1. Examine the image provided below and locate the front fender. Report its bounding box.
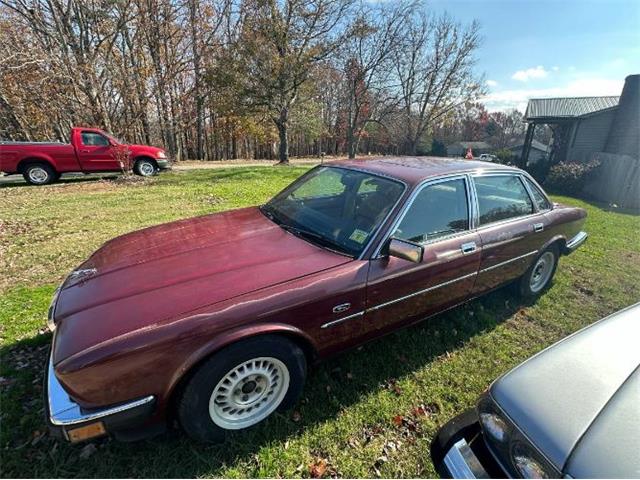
[166,322,319,399]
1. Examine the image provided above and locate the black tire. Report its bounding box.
[22,162,56,185]
[133,158,157,177]
[518,244,559,298]
[177,335,306,443]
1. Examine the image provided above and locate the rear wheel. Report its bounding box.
[177,335,306,443]
[23,163,56,185]
[518,245,559,297]
[134,158,157,177]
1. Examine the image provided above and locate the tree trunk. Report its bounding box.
[275,107,290,164]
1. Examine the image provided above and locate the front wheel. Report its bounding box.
[177,335,306,443]
[518,245,559,297]
[133,158,157,177]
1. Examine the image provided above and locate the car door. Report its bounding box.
[77,131,120,171]
[364,175,482,336]
[471,173,548,293]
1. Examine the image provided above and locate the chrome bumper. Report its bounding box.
[443,438,489,479]
[565,231,587,254]
[47,353,155,442]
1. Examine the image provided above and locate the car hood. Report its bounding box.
[490,304,640,475]
[52,207,351,365]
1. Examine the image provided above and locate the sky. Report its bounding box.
[427,0,640,111]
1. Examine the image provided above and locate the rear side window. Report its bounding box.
[81,132,109,146]
[524,177,551,210]
[474,175,533,225]
[393,178,469,243]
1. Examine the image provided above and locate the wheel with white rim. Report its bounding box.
[134,158,157,177]
[519,245,559,297]
[23,163,56,185]
[178,335,306,443]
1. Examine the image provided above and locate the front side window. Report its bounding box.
[474,175,534,225]
[81,132,109,146]
[263,166,404,256]
[393,178,469,243]
[524,177,551,211]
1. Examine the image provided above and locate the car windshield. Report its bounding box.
[262,166,404,257]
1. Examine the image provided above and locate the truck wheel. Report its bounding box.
[518,245,559,298]
[177,335,306,443]
[23,163,56,185]
[134,158,157,177]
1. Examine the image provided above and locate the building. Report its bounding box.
[522,74,639,209]
[508,139,549,164]
[446,141,492,158]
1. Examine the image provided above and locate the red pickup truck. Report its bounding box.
[0,127,170,185]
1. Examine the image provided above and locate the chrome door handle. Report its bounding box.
[460,241,477,254]
[533,223,544,233]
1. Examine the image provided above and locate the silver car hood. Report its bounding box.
[490,303,640,475]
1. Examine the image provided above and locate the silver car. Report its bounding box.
[431,303,640,478]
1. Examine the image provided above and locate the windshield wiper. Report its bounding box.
[280,224,352,257]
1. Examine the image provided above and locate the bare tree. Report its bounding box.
[393,12,485,155]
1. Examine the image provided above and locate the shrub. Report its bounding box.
[544,160,600,196]
[494,148,515,165]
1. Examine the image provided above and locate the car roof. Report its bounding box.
[328,156,520,186]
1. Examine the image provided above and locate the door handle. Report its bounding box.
[460,241,477,254]
[80,149,91,153]
[533,223,544,233]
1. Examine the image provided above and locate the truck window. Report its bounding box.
[81,132,109,146]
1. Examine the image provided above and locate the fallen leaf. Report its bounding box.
[309,458,328,478]
[291,411,302,422]
[346,372,353,380]
[392,415,404,426]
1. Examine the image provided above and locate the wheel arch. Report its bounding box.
[17,156,57,173]
[540,234,566,256]
[165,324,318,418]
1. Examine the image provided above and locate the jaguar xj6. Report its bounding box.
[45,157,587,443]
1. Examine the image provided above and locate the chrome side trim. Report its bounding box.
[367,271,478,312]
[47,354,154,426]
[320,311,364,329]
[479,250,538,274]
[443,438,488,479]
[566,231,588,251]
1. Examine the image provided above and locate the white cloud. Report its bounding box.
[552,66,560,72]
[512,65,549,82]
[486,79,498,87]
[483,77,624,112]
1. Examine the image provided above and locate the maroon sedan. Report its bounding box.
[45,158,587,443]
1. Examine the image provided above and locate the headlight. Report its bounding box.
[479,412,509,443]
[157,151,166,159]
[512,442,552,479]
[477,393,559,478]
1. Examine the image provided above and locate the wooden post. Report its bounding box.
[521,123,535,168]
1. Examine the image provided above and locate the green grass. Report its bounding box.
[1,168,639,477]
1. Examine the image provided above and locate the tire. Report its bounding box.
[134,158,157,177]
[23,163,56,185]
[177,335,306,443]
[518,244,559,298]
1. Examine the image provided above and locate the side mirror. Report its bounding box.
[388,238,423,263]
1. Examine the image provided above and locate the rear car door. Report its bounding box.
[472,173,549,293]
[77,131,120,171]
[364,175,481,336]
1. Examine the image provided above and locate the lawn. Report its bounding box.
[1,167,639,478]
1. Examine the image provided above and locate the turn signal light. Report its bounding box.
[66,422,106,443]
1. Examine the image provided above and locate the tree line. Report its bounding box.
[1,0,497,163]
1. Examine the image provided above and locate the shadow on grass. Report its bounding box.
[0,174,121,189]
[0,286,527,477]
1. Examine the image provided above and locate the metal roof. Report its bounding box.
[525,96,620,120]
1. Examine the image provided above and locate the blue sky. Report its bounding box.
[427,0,640,111]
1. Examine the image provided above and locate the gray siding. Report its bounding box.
[566,109,616,162]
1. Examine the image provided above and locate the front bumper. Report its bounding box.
[431,408,506,479]
[45,352,156,442]
[156,159,171,170]
[564,231,587,255]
